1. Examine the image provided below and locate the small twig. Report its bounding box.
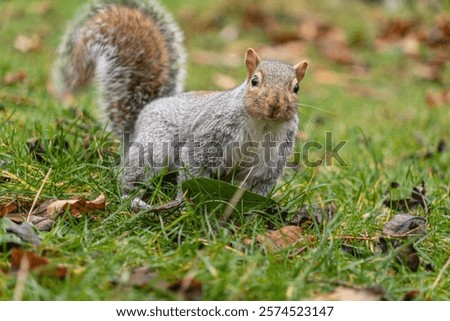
[13,255,30,301]
[431,255,450,290]
[27,168,52,222]
[288,246,308,259]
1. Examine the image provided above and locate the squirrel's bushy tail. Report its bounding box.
[52,0,186,135]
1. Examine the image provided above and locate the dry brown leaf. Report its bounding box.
[255,226,304,250]
[45,193,105,218]
[6,193,106,231]
[0,203,18,217]
[10,248,48,271]
[3,71,27,85]
[10,248,68,279]
[314,286,385,301]
[13,34,42,52]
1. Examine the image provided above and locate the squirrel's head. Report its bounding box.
[244,48,308,122]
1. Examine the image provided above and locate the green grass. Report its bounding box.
[0,0,449,300]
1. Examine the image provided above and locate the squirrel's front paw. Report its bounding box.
[122,195,152,211]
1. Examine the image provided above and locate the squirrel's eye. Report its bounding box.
[293,82,299,94]
[251,75,259,87]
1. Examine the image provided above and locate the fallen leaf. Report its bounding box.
[3,219,40,247]
[45,193,105,218]
[0,203,17,217]
[254,226,304,250]
[3,71,27,85]
[379,228,423,272]
[6,193,106,231]
[383,181,429,213]
[10,248,68,279]
[10,248,48,271]
[382,214,426,237]
[314,286,385,301]
[168,277,203,301]
[13,34,42,53]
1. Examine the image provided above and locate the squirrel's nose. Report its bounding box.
[267,95,284,110]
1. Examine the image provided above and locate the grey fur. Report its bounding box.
[123,63,299,203]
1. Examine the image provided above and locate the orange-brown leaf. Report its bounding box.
[3,71,27,85]
[10,248,69,279]
[10,248,49,271]
[256,226,304,250]
[45,193,106,218]
[0,203,18,217]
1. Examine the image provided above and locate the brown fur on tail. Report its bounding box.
[53,0,185,135]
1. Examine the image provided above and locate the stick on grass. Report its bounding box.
[27,168,52,222]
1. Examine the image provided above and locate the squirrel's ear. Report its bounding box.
[294,61,309,82]
[245,48,261,82]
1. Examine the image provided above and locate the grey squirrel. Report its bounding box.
[53,0,309,210]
